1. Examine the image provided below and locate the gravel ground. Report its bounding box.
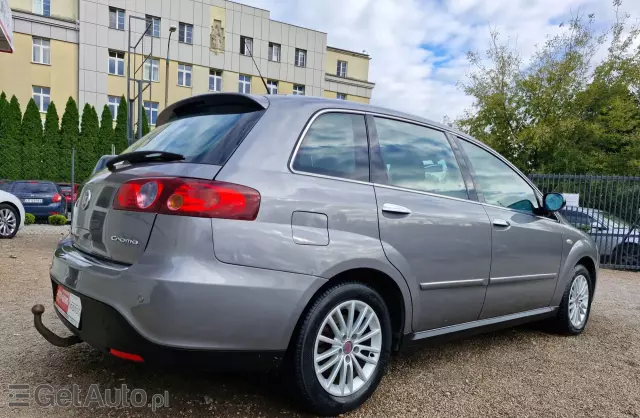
[18,225,69,235]
[1,234,639,418]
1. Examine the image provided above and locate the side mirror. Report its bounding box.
[543,193,565,212]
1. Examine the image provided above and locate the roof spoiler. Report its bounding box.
[156,93,269,127]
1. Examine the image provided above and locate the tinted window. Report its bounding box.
[12,182,57,194]
[292,113,369,182]
[124,111,264,166]
[0,182,12,191]
[374,117,467,199]
[460,139,537,212]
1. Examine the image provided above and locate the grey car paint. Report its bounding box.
[49,93,598,354]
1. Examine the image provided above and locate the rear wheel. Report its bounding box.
[290,282,392,416]
[0,204,19,239]
[551,265,592,335]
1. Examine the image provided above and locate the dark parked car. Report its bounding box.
[58,183,79,213]
[5,181,66,218]
[33,94,598,416]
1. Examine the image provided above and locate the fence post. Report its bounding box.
[70,148,75,226]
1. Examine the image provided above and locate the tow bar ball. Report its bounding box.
[31,304,82,347]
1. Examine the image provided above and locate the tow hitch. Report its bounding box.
[31,304,83,347]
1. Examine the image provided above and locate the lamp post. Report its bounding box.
[165,24,177,109]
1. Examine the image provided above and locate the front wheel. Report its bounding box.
[552,265,593,335]
[0,204,19,239]
[290,282,392,416]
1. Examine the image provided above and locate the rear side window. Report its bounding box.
[123,110,264,166]
[292,113,369,182]
[12,182,57,193]
[374,117,468,199]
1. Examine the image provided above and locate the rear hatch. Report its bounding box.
[71,94,267,265]
[11,181,60,207]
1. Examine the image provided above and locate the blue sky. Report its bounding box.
[244,0,640,122]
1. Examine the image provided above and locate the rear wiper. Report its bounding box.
[106,151,185,171]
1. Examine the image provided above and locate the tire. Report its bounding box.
[551,265,593,335]
[290,282,392,416]
[0,203,19,239]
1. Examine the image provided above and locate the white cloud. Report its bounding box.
[244,0,640,122]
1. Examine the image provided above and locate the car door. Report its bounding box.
[370,116,492,331]
[457,138,563,319]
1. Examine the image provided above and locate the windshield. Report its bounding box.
[598,211,631,228]
[122,111,264,166]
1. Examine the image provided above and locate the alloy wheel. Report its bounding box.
[0,208,16,237]
[313,300,382,397]
[568,275,589,329]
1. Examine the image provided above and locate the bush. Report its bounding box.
[48,214,68,225]
[24,213,35,225]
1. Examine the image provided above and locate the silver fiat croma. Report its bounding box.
[33,93,598,416]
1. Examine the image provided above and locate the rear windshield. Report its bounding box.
[122,110,264,166]
[12,182,57,193]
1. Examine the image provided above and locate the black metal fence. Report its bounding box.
[529,174,640,271]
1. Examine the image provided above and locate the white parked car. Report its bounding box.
[0,189,25,239]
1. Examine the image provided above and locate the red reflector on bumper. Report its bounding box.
[109,349,144,362]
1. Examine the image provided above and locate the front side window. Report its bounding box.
[295,49,306,67]
[33,0,50,16]
[375,117,467,199]
[108,96,120,120]
[143,58,159,82]
[144,101,159,125]
[268,42,280,62]
[177,64,192,87]
[32,86,50,112]
[108,51,125,76]
[267,80,278,95]
[178,23,193,44]
[238,75,251,94]
[460,139,538,212]
[240,36,253,56]
[293,85,305,95]
[145,15,160,38]
[337,60,347,77]
[109,8,125,30]
[32,37,50,64]
[209,70,222,92]
[336,93,347,100]
[292,113,369,181]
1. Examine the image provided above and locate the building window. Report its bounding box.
[268,42,280,62]
[238,75,251,94]
[209,69,222,92]
[108,51,125,76]
[108,96,120,120]
[177,64,192,87]
[178,23,193,44]
[109,8,125,30]
[295,49,306,67]
[240,36,253,56]
[32,37,50,64]
[32,86,50,113]
[337,93,347,100]
[145,15,160,38]
[337,60,347,77]
[293,84,305,95]
[33,0,50,17]
[144,101,159,125]
[143,58,159,82]
[267,80,278,95]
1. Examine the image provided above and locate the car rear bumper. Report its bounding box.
[48,233,326,365]
[23,203,66,217]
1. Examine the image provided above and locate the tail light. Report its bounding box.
[113,178,260,220]
[52,193,62,203]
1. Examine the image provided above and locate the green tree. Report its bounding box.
[137,108,150,139]
[60,97,80,151]
[113,96,128,153]
[78,104,100,182]
[0,91,7,137]
[42,102,61,181]
[97,105,114,156]
[20,99,44,179]
[0,96,23,179]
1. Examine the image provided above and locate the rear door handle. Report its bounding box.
[382,203,412,215]
[492,218,510,227]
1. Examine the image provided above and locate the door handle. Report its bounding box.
[382,203,412,215]
[493,218,510,227]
